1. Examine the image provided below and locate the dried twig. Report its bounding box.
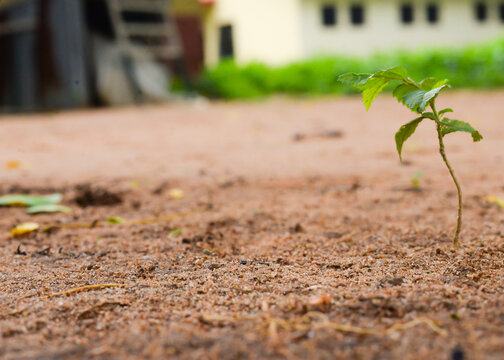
[259,311,447,338]
[42,209,204,232]
[77,301,129,320]
[385,317,447,336]
[184,309,447,339]
[41,284,126,299]
[0,306,30,319]
[199,314,236,324]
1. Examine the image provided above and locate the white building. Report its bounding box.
[173,0,504,66]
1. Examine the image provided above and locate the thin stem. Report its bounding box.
[430,102,462,246]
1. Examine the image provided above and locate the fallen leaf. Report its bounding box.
[5,160,22,170]
[486,196,504,208]
[168,188,184,200]
[106,216,126,224]
[169,229,182,236]
[0,194,62,207]
[11,222,40,236]
[26,204,71,214]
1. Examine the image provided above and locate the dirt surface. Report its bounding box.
[0,92,503,359]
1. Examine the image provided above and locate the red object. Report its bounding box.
[175,16,204,78]
[198,0,215,5]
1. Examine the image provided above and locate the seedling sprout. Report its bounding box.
[339,67,483,246]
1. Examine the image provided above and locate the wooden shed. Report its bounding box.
[0,0,183,113]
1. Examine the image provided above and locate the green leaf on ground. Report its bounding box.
[0,194,63,207]
[395,117,424,161]
[440,119,483,142]
[27,204,71,215]
[411,171,424,190]
[486,196,504,208]
[106,216,126,224]
[169,229,182,236]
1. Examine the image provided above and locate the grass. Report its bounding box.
[191,37,504,100]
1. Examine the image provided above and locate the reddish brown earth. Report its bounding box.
[0,92,503,359]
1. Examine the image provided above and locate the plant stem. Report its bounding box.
[431,102,462,246]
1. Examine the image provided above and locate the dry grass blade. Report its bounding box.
[77,301,129,320]
[385,317,447,336]
[42,209,204,233]
[264,312,446,337]
[199,314,236,324]
[126,210,203,226]
[41,284,126,299]
[0,306,30,319]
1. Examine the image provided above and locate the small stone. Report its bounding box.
[308,293,331,307]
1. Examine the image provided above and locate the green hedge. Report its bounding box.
[194,37,504,99]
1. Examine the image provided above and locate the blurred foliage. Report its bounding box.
[192,37,504,99]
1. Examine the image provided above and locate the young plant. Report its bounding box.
[339,67,483,246]
[411,171,423,191]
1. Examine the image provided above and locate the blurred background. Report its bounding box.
[0,0,503,113]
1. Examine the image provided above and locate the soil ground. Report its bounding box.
[0,91,503,360]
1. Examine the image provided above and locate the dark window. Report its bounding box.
[84,0,116,40]
[426,3,439,23]
[475,2,487,22]
[322,5,337,26]
[219,25,234,59]
[401,4,414,24]
[350,4,364,25]
[500,3,504,22]
[121,11,164,23]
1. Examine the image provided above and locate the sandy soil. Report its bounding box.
[0,91,503,359]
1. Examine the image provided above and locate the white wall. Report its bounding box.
[202,0,504,66]
[301,0,504,57]
[203,0,304,66]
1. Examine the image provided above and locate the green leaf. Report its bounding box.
[440,119,483,142]
[434,79,449,88]
[106,216,126,224]
[419,78,448,91]
[411,171,423,190]
[169,229,182,236]
[419,78,437,91]
[403,90,425,113]
[393,83,418,106]
[26,204,71,214]
[395,117,424,161]
[359,77,391,110]
[0,194,62,207]
[403,84,449,113]
[423,84,449,104]
[375,66,409,80]
[337,73,371,86]
[439,108,454,116]
[340,67,412,110]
